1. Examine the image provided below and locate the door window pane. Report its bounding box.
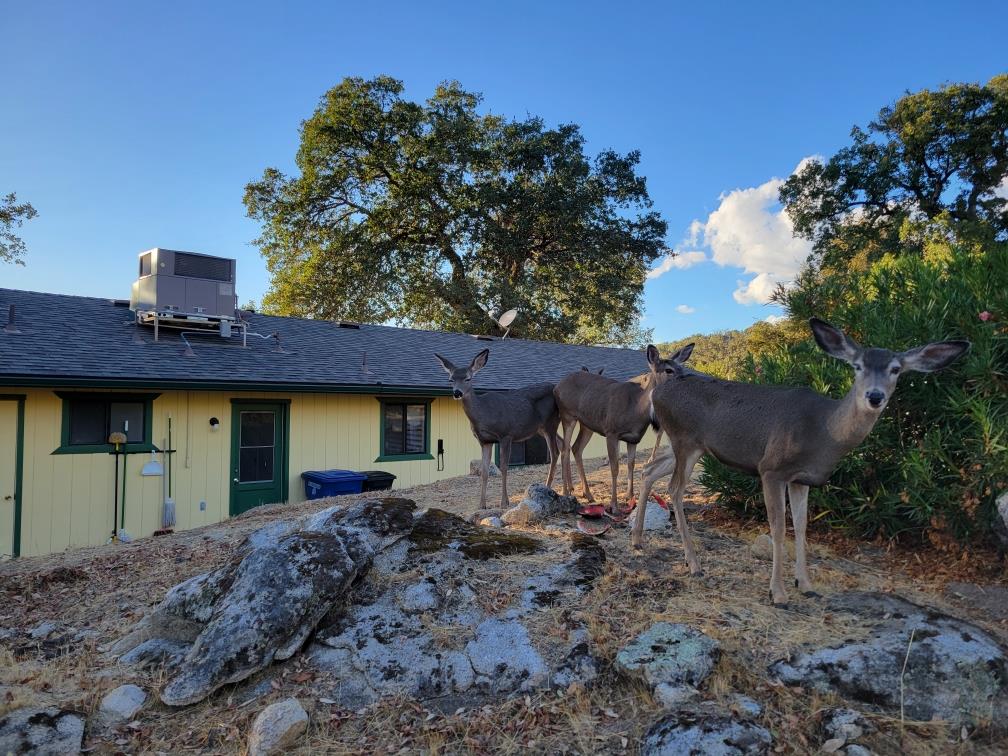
[68,400,107,444]
[239,446,274,483]
[240,412,275,446]
[239,411,275,483]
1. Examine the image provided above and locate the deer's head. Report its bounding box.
[435,349,489,400]
[646,343,695,388]
[810,318,970,414]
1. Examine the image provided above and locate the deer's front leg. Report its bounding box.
[670,449,702,576]
[479,442,492,509]
[542,427,559,490]
[626,442,637,504]
[787,482,816,596]
[762,476,789,606]
[498,436,512,509]
[560,417,577,497]
[647,429,664,465]
[605,435,620,514]
[630,447,676,549]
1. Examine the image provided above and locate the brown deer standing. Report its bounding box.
[435,349,561,509]
[554,344,694,513]
[631,318,969,605]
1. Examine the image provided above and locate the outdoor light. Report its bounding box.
[209,417,220,431]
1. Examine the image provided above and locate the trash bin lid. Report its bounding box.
[301,469,367,482]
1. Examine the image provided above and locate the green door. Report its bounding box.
[229,402,288,516]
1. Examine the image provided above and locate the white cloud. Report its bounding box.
[646,250,707,279]
[764,314,787,324]
[675,304,695,314]
[649,158,817,304]
[994,174,1008,200]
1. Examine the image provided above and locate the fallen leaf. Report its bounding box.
[821,737,846,753]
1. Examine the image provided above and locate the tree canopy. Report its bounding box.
[779,75,1008,270]
[1,192,37,265]
[244,76,668,344]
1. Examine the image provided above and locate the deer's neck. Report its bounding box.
[826,384,881,454]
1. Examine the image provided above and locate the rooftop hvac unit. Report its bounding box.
[130,248,238,330]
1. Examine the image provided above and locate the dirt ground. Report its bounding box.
[2,449,1007,754]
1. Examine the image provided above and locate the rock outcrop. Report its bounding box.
[770,592,1008,727]
[642,705,772,755]
[616,622,720,707]
[0,707,85,755]
[501,484,578,526]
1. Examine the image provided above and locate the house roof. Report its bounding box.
[0,288,653,393]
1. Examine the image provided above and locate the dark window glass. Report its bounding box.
[64,395,150,447]
[110,402,144,443]
[383,403,427,456]
[68,400,107,445]
[239,411,275,482]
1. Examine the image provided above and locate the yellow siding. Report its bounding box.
[7,387,649,557]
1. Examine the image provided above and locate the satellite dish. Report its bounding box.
[497,309,518,328]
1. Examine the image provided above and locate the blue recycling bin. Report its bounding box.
[301,469,367,499]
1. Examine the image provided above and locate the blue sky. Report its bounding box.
[2,1,1005,342]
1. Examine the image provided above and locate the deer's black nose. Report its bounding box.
[452,389,463,399]
[866,390,885,408]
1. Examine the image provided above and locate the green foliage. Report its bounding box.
[701,246,1008,544]
[1,192,38,265]
[779,75,1008,272]
[244,76,668,345]
[656,319,806,381]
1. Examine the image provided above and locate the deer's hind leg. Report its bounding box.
[541,424,560,490]
[626,442,638,505]
[787,482,817,596]
[479,442,493,509]
[647,428,664,465]
[559,416,577,497]
[572,424,595,502]
[498,437,513,509]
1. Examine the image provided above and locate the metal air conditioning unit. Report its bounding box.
[130,248,238,333]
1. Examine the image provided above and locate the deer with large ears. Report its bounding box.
[554,344,694,513]
[631,318,970,606]
[435,349,561,510]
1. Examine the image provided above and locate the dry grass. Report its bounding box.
[1,450,1007,753]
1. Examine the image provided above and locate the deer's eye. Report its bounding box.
[665,368,673,374]
[890,366,900,375]
[854,364,863,372]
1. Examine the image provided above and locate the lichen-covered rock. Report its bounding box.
[821,707,872,743]
[99,684,147,723]
[993,492,1008,551]
[616,623,720,699]
[466,617,549,693]
[0,707,85,755]
[501,484,578,526]
[640,498,671,532]
[114,498,416,707]
[119,638,188,670]
[770,592,1008,727]
[248,698,308,756]
[642,706,772,755]
[470,459,500,477]
[518,536,606,611]
[552,628,598,688]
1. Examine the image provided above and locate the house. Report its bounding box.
[0,282,656,558]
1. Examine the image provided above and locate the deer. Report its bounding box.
[435,349,561,510]
[555,344,694,513]
[630,318,970,606]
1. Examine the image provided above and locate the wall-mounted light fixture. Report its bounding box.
[209,417,220,432]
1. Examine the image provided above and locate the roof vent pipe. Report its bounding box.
[3,304,20,334]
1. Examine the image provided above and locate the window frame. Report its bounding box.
[375,398,433,462]
[53,391,159,454]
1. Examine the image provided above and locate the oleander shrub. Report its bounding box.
[699,245,1008,545]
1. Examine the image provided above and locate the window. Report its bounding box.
[377,400,432,461]
[54,392,158,454]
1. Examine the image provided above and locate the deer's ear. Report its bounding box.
[646,344,660,366]
[672,343,695,364]
[434,353,454,375]
[597,367,604,375]
[810,318,860,364]
[470,349,490,374]
[581,366,589,372]
[899,340,970,373]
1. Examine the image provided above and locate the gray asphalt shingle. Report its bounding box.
[0,288,652,391]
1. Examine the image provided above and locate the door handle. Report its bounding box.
[233,478,239,483]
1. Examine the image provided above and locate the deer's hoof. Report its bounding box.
[802,590,822,599]
[768,591,789,608]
